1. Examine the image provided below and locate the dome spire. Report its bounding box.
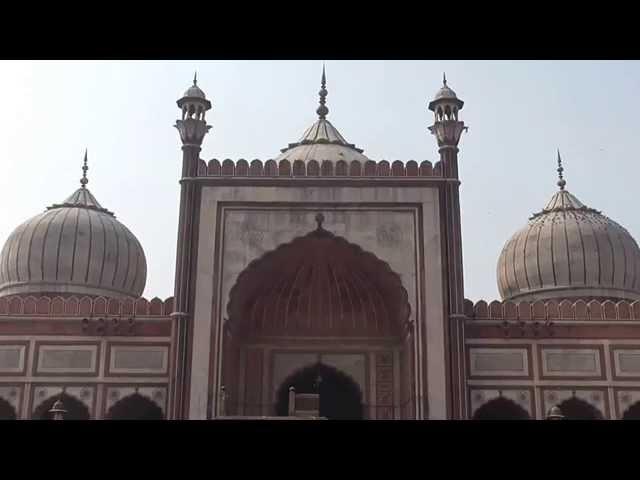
[193,70,197,86]
[556,149,566,190]
[80,149,89,189]
[443,72,447,86]
[316,63,329,120]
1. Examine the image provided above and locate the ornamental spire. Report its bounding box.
[80,149,88,189]
[316,64,329,120]
[443,72,447,86]
[557,149,566,190]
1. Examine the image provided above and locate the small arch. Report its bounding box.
[473,300,488,319]
[406,161,419,177]
[33,393,90,420]
[208,159,221,176]
[0,397,17,420]
[472,397,530,420]
[364,160,377,176]
[36,296,51,314]
[488,300,503,319]
[93,297,107,315]
[264,160,278,176]
[419,161,433,177]
[307,160,320,177]
[135,298,149,316]
[24,296,37,315]
[278,159,291,176]
[8,297,22,314]
[320,160,333,176]
[574,300,588,319]
[106,393,164,420]
[149,297,163,315]
[588,300,603,320]
[377,160,390,177]
[391,160,405,176]
[235,159,249,176]
[249,160,263,177]
[618,301,632,320]
[335,160,348,176]
[349,160,362,176]
[221,159,235,176]
[79,296,92,315]
[292,160,305,177]
[51,296,65,315]
[546,300,560,320]
[622,401,640,419]
[557,397,603,420]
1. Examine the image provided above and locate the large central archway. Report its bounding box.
[221,220,414,419]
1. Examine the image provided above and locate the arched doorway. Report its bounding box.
[222,220,413,419]
[556,397,603,420]
[472,397,530,420]
[275,363,364,420]
[33,393,90,420]
[621,401,640,420]
[0,397,17,420]
[106,393,164,420]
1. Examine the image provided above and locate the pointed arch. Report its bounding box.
[105,393,164,420]
[472,397,530,420]
[557,396,603,420]
[32,393,90,420]
[226,226,410,338]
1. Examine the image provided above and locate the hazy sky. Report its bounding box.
[1,60,639,302]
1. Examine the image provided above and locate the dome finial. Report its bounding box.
[443,72,447,86]
[557,149,566,190]
[80,149,89,189]
[193,70,198,86]
[316,63,329,120]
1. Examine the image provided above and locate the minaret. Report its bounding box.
[172,73,212,419]
[428,74,468,419]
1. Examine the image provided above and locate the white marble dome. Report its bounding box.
[0,185,147,299]
[274,118,371,164]
[497,187,640,302]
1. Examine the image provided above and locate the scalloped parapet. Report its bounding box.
[197,159,445,178]
[0,295,175,317]
[463,298,640,321]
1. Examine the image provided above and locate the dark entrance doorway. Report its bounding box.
[557,397,603,420]
[472,397,530,420]
[275,363,363,420]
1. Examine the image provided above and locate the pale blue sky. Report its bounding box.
[1,60,638,301]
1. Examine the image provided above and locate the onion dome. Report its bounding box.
[274,66,371,164]
[428,73,464,110]
[183,72,206,99]
[497,152,640,302]
[0,152,147,299]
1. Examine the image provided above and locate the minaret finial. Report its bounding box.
[193,71,197,86]
[556,149,566,190]
[316,64,329,120]
[443,72,447,86]
[80,149,89,189]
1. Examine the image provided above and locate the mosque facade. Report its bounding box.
[1,70,640,420]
